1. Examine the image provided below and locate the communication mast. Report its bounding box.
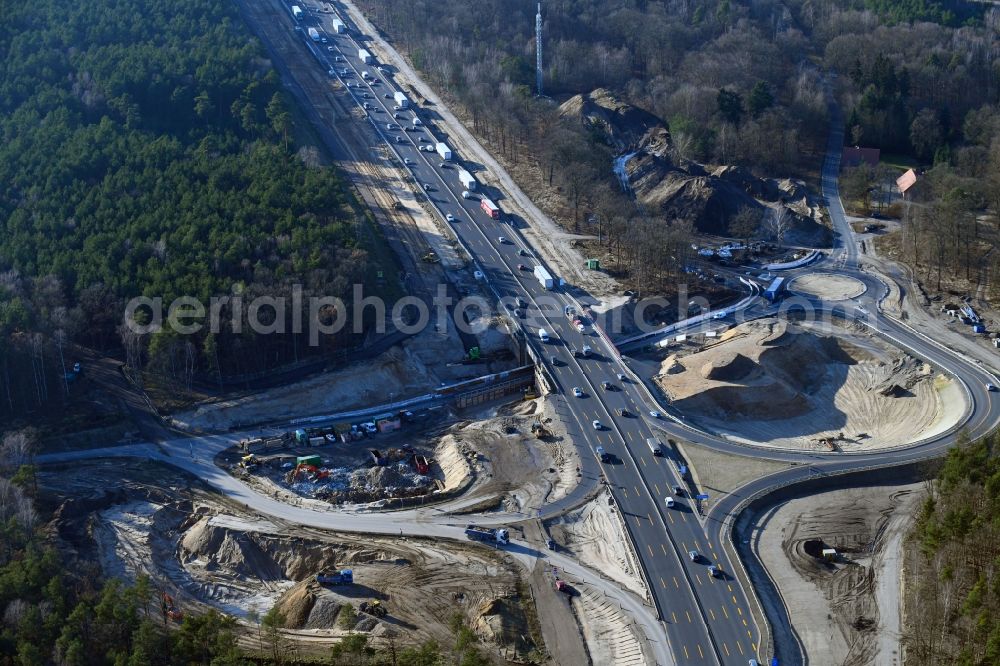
[535,3,543,96]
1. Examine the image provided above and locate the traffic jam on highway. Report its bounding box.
[289,2,764,663]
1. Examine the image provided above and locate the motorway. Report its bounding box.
[285,4,764,663]
[51,3,1000,666]
[286,7,1000,663]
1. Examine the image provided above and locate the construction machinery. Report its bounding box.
[411,454,430,474]
[530,421,551,439]
[161,592,183,622]
[359,599,387,617]
[239,454,258,471]
[316,569,354,585]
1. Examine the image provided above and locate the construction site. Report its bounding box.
[41,459,541,660]
[649,318,966,451]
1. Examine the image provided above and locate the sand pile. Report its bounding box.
[473,597,533,655]
[655,319,965,450]
[180,516,396,582]
[274,580,347,629]
[180,517,283,580]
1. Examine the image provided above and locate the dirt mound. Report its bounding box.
[700,352,757,381]
[473,597,534,655]
[558,88,668,151]
[180,516,282,580]
[275,580,319,628]
[626,153,830,245]
[180,516,396,582]
[654,319,964,450]
[274,580,349,630]
[660,354,685,375]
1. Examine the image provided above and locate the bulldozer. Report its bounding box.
[530,421,551,439]
[359,599,387,618]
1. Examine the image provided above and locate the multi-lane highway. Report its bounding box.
[290,4,764,662]
[52,3,1000,665]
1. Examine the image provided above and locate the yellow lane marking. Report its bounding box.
[683,646,689,659]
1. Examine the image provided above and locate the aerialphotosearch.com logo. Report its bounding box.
[123,282,869,345]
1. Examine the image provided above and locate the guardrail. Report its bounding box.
[616,278,760,347]
[765,250,822,271]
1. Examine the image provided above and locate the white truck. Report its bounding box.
[465,525,510,545]
[331,17,345,33]
[646,438,663,456]
[393,91,409,109]
[436,142,452,160]
[291,5,303,20]
[358,48,372,64]
[308,27,321,42]
[534,266,554,290]
[458,169,476,191]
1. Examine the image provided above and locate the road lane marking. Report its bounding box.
[722,642,730,657]
[654,483,662,495]
[683,645,689,659]
[697,644,704,658]
[728,584,733,592]
[737,641,744,655]
[673,577,680,589]
[634,485,641,497]
[647,544,654,557]
[681,512,688,523]
[659,576,666,589]
[660,543,668,556]
[667,512,674,524]
[672,611,678,624]
[685,610,692,623]
[709,609,716,621]
[641,457,646,467]
[622,488,629,498]
[733,596,739,605]
[722,606,729,619]
[695,574,702,586]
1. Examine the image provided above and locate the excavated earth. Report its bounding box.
[654,318,965,451]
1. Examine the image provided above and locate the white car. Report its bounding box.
[665,497,675,508]
[713,311,727,319]
[592,420,602,430]
[327,46,335,52]
[498,236,507,244]
[617,373,626,381]
[573,387,583,397]
[446,214,455,222]
[403,157,412,165]
[362,422,377,434]
[649,410,661,419]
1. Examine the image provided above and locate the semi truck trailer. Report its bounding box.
[465,525,509,545]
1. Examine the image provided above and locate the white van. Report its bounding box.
[462,190,471,199]
[539,328,550,342]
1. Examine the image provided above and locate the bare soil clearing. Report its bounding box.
[654,318,965,451]
[546,490,647,598]
[754,483,924,666]
[172,328,517,431]
[42,461,542,660]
